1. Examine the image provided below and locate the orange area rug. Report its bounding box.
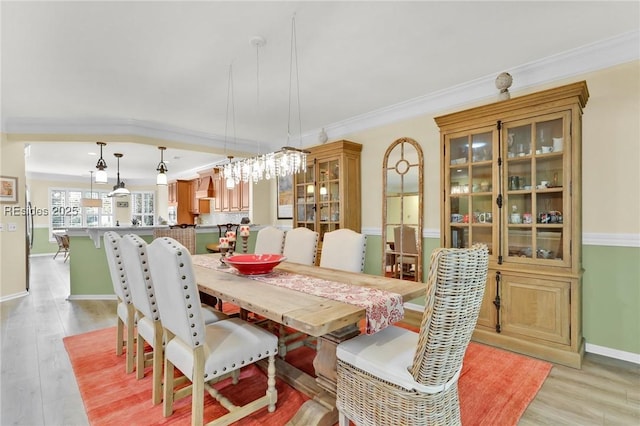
[64,326,551,425]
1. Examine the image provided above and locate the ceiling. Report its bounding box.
[2,1,638,184]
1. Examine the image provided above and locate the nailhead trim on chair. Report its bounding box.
[129,234,160,321]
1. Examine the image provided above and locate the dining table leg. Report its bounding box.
[286,324,360,426]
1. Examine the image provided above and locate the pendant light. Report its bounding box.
[95,141,108,183]
[221,16,308,185]
[156,146,168,185]
[221,64,237,189]
[80,171,102,208]
[108,153,130,197]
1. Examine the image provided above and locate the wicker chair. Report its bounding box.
[53,233,70,262]
[336,244,489,426]
[147,237,278,425]
[120,234,229,404]
[153,225,196,254]
[103,231,136,374]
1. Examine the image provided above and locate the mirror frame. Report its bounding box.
[382,137,424,281]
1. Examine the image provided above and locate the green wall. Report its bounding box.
[30,227,59,254]
[582,245,640,354]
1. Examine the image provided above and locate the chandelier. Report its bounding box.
[221,16,308,186]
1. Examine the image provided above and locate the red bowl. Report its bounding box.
[224,254,286,275]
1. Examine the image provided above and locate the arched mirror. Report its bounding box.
[382,137,424,281]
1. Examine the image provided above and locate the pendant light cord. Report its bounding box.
[287,14,302,147]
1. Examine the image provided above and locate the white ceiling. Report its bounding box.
[2,1,638,184]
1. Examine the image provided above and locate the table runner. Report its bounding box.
[192,255,404,334]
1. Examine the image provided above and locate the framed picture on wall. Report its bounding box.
[0,176,18,204]
[277,175,294,219]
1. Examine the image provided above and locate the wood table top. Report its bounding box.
[194,257,425,337]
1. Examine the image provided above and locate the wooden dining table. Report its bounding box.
[193,254,425,426]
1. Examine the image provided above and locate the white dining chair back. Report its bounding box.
[120,233,164,403]
[283,227,319,265]
[336,244,489,426]
[103,231,135,374]
[254,226,285,254]
[147,237,278,425]
[319,229,367,272]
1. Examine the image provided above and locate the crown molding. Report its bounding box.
[322,30,639,140]
[3,31,638,149]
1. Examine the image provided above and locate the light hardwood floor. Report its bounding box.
[1,255,639,425]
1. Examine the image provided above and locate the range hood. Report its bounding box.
[196,175,215,199]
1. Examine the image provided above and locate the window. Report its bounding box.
[131,192,155,226]
[49,188,114,232]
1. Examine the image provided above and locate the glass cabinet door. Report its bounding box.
[295,162,316,232]
[503,112,570,266]
[446,128,496,257]
[317,159,340,241]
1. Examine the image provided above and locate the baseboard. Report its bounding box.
[66,294,117,301]
[0,291,29,303]
[404,304,640,365]
[585,343,640,365]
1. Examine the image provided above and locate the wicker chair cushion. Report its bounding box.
[336,325,461,394]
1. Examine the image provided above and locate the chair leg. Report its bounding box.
[266,354,277,412]
[116,317,124,356]
[136,331,145,379]
[192,347,205,426]
[163,356,175,417]
[338,411,350,426]
[152,321,163,405]
[125,304,135,374]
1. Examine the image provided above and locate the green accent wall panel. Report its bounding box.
[30,228,58,254]
[583,245,640,354]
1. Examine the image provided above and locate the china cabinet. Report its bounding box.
[293,140,362,263]
[435,81,588,368]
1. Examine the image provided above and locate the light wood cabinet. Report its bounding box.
[168,180,194,225]
[293,140,362,262]
[212,170,249,212]
[189,178,211,215]
[435,81,588,368]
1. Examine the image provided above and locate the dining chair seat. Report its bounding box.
[336,244,489,426]
[148,237,278,425]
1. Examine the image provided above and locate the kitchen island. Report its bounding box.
[65,225,261,298]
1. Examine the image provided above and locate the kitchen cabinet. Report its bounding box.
[435,81,588,368]
[212,170,249,212]
[189,177,211,215]
[293,140,362,263]
[168,180,194,225]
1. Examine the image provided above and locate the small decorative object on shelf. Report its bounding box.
[495,72,513,101]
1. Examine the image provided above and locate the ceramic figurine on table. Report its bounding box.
[226,231,236,255]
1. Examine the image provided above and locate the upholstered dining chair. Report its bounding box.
[282,227,319,265]
[103,231,136,374]
[254,226,285,254]
[274,227,320,357]
[147,237,278,425]
[335,244,489,426]
[319,229,367,273]
[120,234,230,405]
